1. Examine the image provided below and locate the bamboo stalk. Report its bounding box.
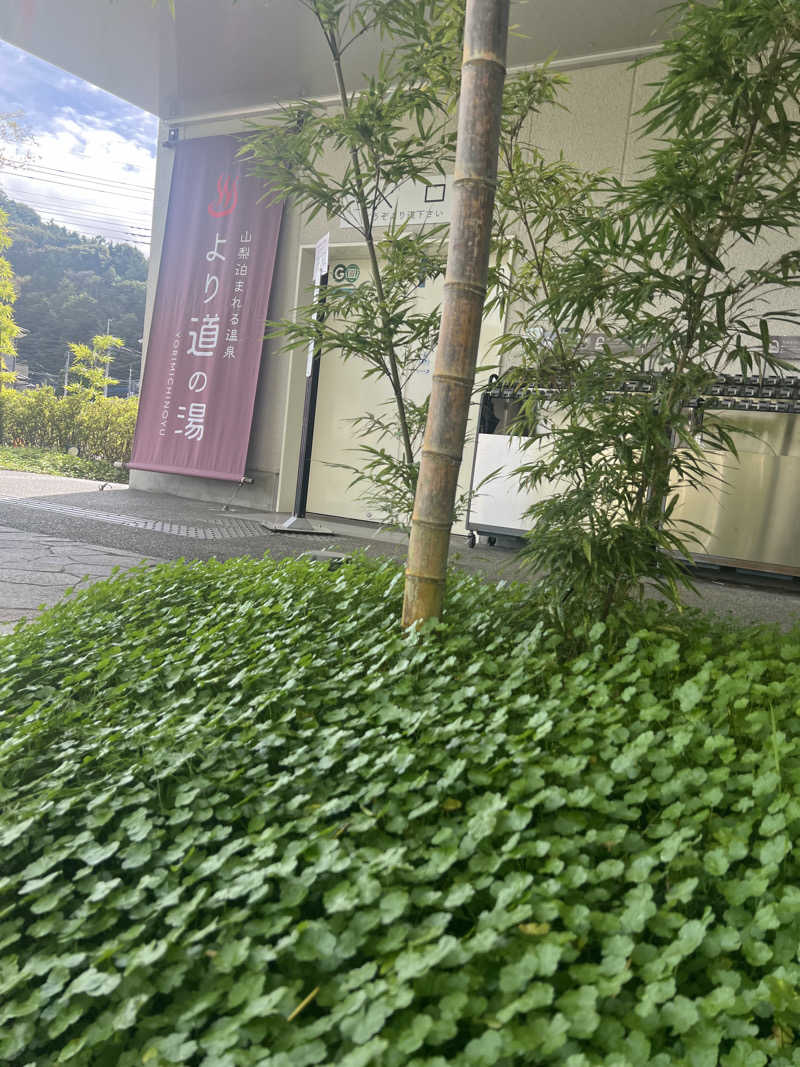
[402,0,510,627]
[286,986,319,1022]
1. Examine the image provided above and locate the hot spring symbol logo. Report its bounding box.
[208,175,239,218]
[332,263,361,284]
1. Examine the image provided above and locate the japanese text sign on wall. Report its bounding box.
[130,135,283,481]
[339,174,452,230]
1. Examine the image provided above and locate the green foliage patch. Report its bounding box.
[2,193,147,383]
[0,445,127,483]
[0,388,138,467]
[491,0,800,624]
[2,557,800,1064]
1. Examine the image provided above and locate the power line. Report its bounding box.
[11,161,155,194]
[39,228,151,248]
[5,163,155,196]
[4,205,152,238]
[8,201,152,239]
[0,168,154,201]
[0,175,154,207]
[12,203,153,235]
[18,220,151,241]
[12,189,152,217]
[10,198,151,231]
[22,217,152,243]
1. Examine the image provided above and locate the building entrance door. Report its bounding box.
[305,250,502,529]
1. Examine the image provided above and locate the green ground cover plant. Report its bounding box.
[0,445,127,484]
[2,557,800,1064]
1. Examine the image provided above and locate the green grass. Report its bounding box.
[2,557,800,1064]
[0,445,128,483]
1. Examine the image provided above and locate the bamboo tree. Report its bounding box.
[492,0,800,626]
[67,334,123,400]
[402,0,510,627]
[242,0,464,528]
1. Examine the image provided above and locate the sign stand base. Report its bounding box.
[262,515,334,535]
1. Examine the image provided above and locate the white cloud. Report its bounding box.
[2,114,155,252]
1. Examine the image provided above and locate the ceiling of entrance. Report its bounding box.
[0,0,675,121]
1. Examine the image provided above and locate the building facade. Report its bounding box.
[2,1,797,557]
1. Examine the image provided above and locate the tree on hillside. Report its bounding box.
[0,206,21,386]
[0,194,147,384]
[0,114,31,388]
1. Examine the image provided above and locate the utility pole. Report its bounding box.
[402,0,510,628]
[63,350,70,395]
[127,366,133,398]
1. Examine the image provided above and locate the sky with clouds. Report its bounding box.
[0,38,157,254]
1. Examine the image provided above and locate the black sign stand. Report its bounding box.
[278,268,330,532]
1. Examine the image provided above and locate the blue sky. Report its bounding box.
[0,39,157,252]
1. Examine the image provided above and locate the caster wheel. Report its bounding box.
[467,531,477,549]
[487,535,496,547]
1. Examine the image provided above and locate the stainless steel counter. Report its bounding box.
[672,409,800,574]
[468,337,800,574]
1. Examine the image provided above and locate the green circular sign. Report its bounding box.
[332,263,361,285]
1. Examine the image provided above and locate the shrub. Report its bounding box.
[2,557,800,1064]
[74,394,138,464]
[0,386,137,464]
[0,445,126,483]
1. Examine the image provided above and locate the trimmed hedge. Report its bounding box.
[0,387,137,465]
[0,446,127,483]
[2,557,800,1065]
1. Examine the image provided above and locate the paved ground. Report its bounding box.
[0,524,156,632]
[0,470,516,633]
[1,468,800,633]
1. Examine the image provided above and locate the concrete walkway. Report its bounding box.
[0,524,155,632]
[1,468,800,633]
[0,472,155,632]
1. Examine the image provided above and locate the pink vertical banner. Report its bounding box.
[130,135,283,481]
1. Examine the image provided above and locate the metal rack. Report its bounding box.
[466,369,800,577]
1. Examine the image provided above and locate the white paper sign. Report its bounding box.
[313,232,330,282]
[340,175,452,230]
[306,321,317,377]
[307,233,330,376]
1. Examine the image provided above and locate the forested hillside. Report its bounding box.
[1,193,147,388]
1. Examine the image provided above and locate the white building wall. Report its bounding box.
[131,54,798,520]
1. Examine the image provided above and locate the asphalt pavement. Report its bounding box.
[1,468,800,633]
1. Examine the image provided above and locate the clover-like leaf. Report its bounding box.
[67,967,121,998]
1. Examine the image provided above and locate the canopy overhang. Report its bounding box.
[0,0,674,121]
